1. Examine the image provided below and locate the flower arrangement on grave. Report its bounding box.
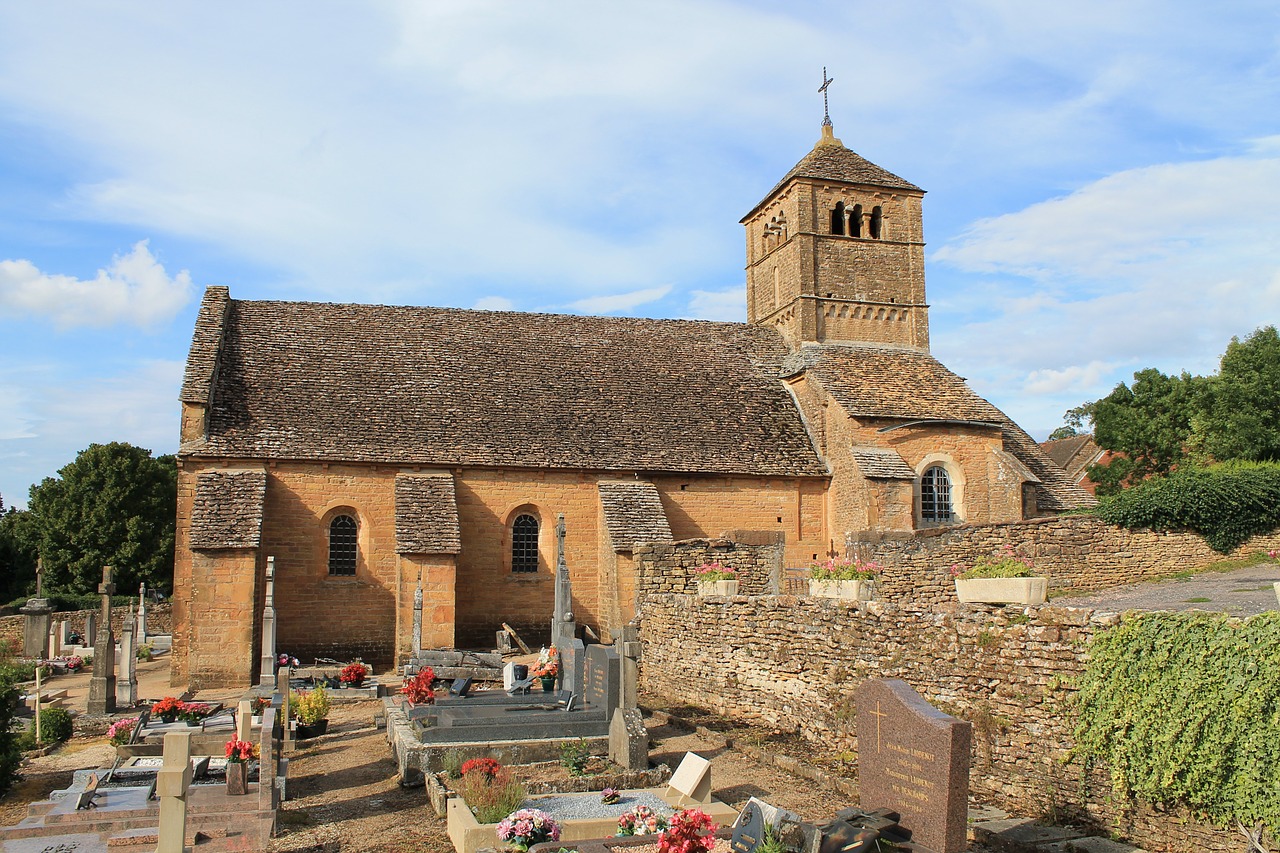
[530,647,559,679]
[400,666,437,705]
[293,684,330,725]
[339,661,370,686]
[277,653,300,669]
[809,556,879,581]
[601,787,621,805]
[496,807,561,851]
[151,696,182,723]
[177,702,216,724]
[949,544,1036,579]
[695,562,738,582]
[107,717,139,746]
[461,757,502,780]
[251,696,272,716]
[62,655,84,672]
[617,805,669,836]
[224,738,259,763]
[658,808,717,853]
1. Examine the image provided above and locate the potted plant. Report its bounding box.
[224,737,258,795]
[809,557,879,600]
[695,562,739,596]
[496,807,560,851]
[177,701,215,727]
[951,545,1047,604]
[339,661,370,688]
[293,684,330,739]
[107,717,139,746]
[659,808,717,853]
[151,696,182,724]
[401,666,437,705]
[250,696,272,726]
[530,647,559,692]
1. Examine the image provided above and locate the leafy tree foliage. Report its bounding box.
[1084,368,1201,493]
[26,443,176,595]
[1074,611,1280,849]
[0,497,38,602]
[1046,425,1079,441]
[1198,326,1280,463]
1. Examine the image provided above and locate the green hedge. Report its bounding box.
[3,593,135,612]
[1073,611,1280,840]
[1095,462,1280,552]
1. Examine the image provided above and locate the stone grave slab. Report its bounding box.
[666,752,712,805]
[855,679,971,853]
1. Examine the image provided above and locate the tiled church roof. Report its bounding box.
[598,481,673,551]
[851,447,917,480]
[394,474,462,554]
[187,297,830,478]
[189,470,267,549]
[794,344,1093,511]
[745,141,922,220]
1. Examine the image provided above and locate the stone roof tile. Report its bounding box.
[189,469,266,549]
[851,447,916,480]
[745,141,922,221]
[395,474,462,554]
[599,481,673,551]
[180,286,230,405]
[195,295,828,478]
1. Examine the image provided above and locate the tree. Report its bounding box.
[1046,425,1079,441]
[26,443,176,595]
[0,497,39,603]
[1197,326,1280,463]
[1083,368,1201,493]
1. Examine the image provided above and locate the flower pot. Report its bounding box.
[697,579,739,596]
[809,579,875,601]
[342,679,364,689]
[540,676,556,692]
[296,719,329,740]
[954,577,1047,605]
[226,761,249,795]
[159,713,178,725]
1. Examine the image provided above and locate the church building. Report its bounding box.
[172,120,1090,688]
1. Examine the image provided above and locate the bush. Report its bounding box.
[293,684,330,725]
[559,738,591,775]
[460,765,526,824]
[441,749,463,779]
[0,683,22,790]
[37,707,73,744]
[1096,462,1280,552]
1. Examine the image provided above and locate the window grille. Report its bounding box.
[921,466,954,523]
[329,514,358,575]
[512,514,539,573]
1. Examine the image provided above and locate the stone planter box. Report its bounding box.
[697,580,739,596]
[954,577,1047,605]
[808,579,875,601]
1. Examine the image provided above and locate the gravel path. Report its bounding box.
[1052,563,1280,616]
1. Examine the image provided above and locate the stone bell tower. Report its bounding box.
[741,113,930,351]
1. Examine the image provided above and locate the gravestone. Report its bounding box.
[20,598,53,659]
[412,570,424,656]
[155,731,194,853]
[87,565,116,715]
[59,620,73,647]
[277,669,293,752]
[609,623,648,770]
[237,699,253,742]
[855,678,971,853]
[117,604,138,707]
[137,581,148,641]
[85,611,97,644]
[583,644,619,718]
[666,751,712,806]
[259,556,278,684]
[731,797,766,853]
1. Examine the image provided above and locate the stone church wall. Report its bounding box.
[638,591,1239,853]
[850,514,1280,606]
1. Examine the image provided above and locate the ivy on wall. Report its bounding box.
[1073,611,1280,847]
[1095,462,1280,552]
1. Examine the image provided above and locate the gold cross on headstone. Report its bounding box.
[870,700,888,752]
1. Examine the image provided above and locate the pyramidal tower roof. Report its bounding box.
[743,122,923,222]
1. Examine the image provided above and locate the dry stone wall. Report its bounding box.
[637,592,1239,853]
[850,515,1280,606]
[634,537,784,598]
[0,603,173,649]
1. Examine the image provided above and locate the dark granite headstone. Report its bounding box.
[731,798,765,853]
[583,644,619,718]
[855,679,971,853]
[449,677,473,697]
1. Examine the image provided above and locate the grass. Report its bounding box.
[1184,597,1212,603]
[1162,551,1278,581]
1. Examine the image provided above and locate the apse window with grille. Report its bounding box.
[512,514,539,573]
[328,515,358,576]
[920,466,954,523]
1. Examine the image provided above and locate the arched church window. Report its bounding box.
[851,204,863,238]
[512,514,539,573]
[831,202,846,235]
[870,206,883,239]
[328,514,358,576]
[920,466,953,523]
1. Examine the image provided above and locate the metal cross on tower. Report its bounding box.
[819,66,834,127]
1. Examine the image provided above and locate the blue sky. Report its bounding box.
[2,2,1279,508]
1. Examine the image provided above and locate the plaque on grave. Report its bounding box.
[449,677,473,697]
[731,798,765,853]
[583,644,619,717]
[855,679,971,853]
[666,751,712,805]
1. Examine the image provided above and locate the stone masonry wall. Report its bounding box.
[635,537,785,598]
[638,593,1243,853]
[0,603,174,650]
[850,515,1280,607]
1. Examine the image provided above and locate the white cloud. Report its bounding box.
[473,296,515,311]
[0,241,194,329]
[686,287,746,322]
[568,286,671,316]
[1022,361,1114,396]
